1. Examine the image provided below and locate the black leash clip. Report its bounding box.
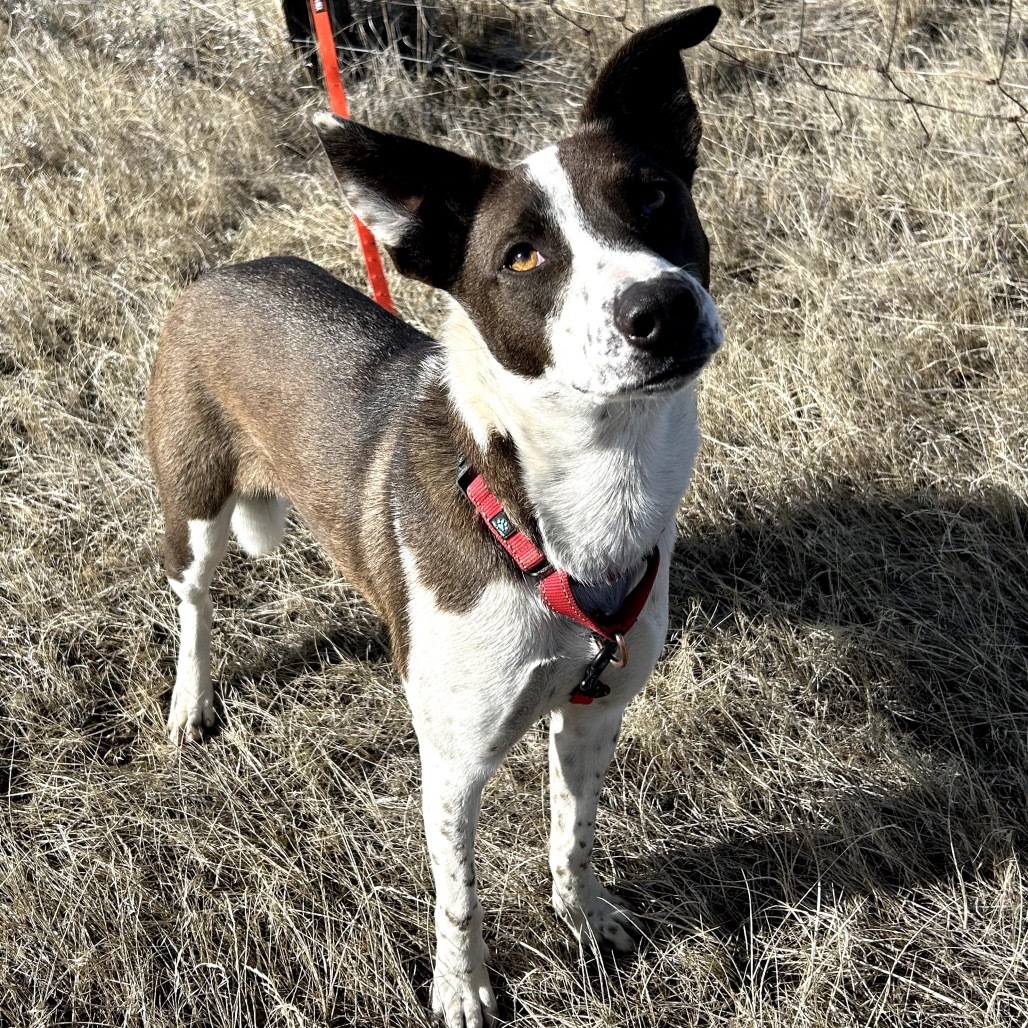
[571,633,627,702]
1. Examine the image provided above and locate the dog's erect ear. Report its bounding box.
[314,113,493,291]
[580,5,721,185]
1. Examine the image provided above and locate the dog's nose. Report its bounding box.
[614,279,700,351]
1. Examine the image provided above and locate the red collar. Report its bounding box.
[458,466,660,703]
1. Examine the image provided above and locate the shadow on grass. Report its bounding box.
[628,479,1028,981]
[219,620,390,697]
[195,617,391,740]
[671,479,1027,798]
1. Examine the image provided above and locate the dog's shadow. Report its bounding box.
[219,613,390,697]
[624,480,1028,976]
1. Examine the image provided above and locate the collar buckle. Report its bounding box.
[527,557,554,578]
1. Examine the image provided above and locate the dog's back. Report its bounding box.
[146,256,431,596]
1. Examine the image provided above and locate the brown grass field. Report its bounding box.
[2,0,1027,1024]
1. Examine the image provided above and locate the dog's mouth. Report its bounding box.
[632,353,711,394]
[570,342,720,401]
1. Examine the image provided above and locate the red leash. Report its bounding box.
[308,0,395,314]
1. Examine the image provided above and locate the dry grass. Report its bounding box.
[2,0,1027,1024]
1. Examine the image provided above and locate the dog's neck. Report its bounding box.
[442,306,699,586]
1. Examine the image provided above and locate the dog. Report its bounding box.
[144,7,723,1025]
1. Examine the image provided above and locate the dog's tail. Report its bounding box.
[231,495,288,556]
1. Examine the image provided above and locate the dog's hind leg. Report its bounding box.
[549,701,639,953]
[164,501,234,744]
[145,355,239,744]
[231,494,288,556]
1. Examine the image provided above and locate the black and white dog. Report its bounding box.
[145,7,723,1025]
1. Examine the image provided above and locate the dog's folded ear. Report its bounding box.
[314,113,493,291]
[580,5,721,186]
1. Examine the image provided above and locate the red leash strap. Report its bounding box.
[308,0,395,314]
[460,468,661,703]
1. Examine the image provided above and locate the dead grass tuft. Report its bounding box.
[1,0,1026,1024]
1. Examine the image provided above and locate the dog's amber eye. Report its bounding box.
[505,245,544,272]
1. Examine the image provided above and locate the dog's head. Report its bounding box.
[315,5,723,402]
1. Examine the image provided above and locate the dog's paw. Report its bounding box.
[554,880,639,955]
[166,689,216,745]
[431,962,496,1028]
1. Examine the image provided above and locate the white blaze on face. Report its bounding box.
[522,145,719,397]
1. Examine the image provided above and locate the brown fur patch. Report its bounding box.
[146,257,540,674]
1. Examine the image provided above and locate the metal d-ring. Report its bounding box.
[609,631,628,668]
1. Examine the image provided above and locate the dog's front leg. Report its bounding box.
[549,701,638,953]
[418,737,498,1028]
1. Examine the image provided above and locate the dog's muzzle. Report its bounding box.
[614,276,720,391]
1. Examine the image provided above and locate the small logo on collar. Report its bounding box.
[489,512,517,540]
